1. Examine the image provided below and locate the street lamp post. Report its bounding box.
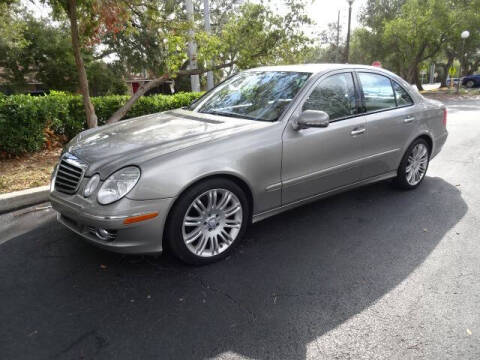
[345,0,354,63]
[456,30,470,94]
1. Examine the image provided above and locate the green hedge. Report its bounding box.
[0,91,203,155]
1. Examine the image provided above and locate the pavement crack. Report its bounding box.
[273,292,323,298]
[192,274,257,322]
[47,330,108,359]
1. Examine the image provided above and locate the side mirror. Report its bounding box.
[292,110,330,130]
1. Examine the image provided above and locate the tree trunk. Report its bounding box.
[67,0,97,129]
[438,63,447,88]
[106,62,235,124]
[107,75,169,124]
[414,68,423,91]
[186,0,201,92]
[406,63,424,91]
[439,56,454,88]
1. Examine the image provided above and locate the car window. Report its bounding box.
[302,73,357,121]
[392,81,413,106]
[358,72,396,112]
[195,71,311,122]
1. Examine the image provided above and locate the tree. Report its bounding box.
[433,0,480,86]
[349,0,406,66]
[0,13,128,96]
[43,0,130,128]
[454,0,480,76]
[104,1,313,124]
[351,0,480,88]
[359,0,407,30]
[0,1,26,49]
[0,1,29,92]
[0,17,80,93]
[382,0,453,89]
[351,0,472,89]
[304,19,345,64]
[86,61,128,96]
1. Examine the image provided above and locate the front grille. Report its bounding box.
[54,153,87,194]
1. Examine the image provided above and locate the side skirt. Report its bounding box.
[252,171,397,224]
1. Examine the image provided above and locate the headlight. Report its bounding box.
[83,174,100,197]
[97,167,141,205]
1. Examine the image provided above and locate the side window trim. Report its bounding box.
[353,71,366,114]
[390,79,399,107]
[300,71,362,124]
[351,72,362,115]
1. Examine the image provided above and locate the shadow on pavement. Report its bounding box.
[0,177,467,360]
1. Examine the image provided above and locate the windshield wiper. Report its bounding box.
[199,110,271,122]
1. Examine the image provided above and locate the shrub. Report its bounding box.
[0,91,203,155]
[0,94,47,154]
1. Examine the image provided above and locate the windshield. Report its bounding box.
[193,71,311,122]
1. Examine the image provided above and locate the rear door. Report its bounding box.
[355,71,418,179]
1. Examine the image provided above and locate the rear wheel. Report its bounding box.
[466,80,475,88]
[166,178,249,265]
[394,138,430,190]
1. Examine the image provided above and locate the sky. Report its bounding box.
[310,0,367,33]
[269,0,367,38]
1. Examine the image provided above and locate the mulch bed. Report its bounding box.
[0,147,62,194]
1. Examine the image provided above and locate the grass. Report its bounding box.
[0,147,61,194]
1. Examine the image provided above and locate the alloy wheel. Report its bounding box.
[405,143,429,186]
[182,188,243,257]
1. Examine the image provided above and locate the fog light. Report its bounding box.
[88,226,117,241]
[97,228,110,240]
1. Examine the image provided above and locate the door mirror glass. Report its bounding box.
[293,110,330,130]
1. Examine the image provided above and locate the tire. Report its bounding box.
[393,138,431,190]
[466,80,475,88]
[166,178,250,265]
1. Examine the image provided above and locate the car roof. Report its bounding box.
[246,63,389,75]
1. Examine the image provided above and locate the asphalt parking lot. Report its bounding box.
[1,98,479,360]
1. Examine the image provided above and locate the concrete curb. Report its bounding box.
[0,186,50,214]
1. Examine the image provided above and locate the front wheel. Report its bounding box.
[166,178,249,265]
[466,80,475,88]
[394,138,430,190]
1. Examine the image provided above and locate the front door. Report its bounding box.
[281,72,368,205]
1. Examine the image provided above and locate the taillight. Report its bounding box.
[443,108,447,127]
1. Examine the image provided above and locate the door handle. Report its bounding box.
[351,128,366,136]
[403,116,415,123]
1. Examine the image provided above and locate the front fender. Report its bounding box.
[126,124,284,215]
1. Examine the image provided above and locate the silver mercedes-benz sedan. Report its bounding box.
[49,64,448,264]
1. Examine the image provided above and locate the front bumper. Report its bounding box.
[50,192,175,254]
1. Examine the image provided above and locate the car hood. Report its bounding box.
[66,109,271,177]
